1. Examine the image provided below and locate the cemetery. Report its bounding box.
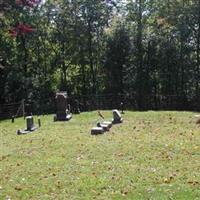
[1,0,200,199]
[1,108,200,199]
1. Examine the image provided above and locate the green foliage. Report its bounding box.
[104,22,130,95]
[0,0,200,110]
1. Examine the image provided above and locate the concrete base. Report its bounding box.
[17,127,38,135]
[91,127,104,135]
[54,114,72,121]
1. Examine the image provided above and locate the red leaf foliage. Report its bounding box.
[15,0,41,7]
[8,24,34,37]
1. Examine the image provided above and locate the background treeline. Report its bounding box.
[0,0,200,111]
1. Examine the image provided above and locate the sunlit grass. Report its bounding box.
[0,111,200,199]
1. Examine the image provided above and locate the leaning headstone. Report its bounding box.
[112,109,123,124]
[91,127,104,135]
[54,92,72,121]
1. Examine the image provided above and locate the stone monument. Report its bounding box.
[17,116,38,135]
[112,109,123,124]
[54,92,72,121]
[26,116,35,131]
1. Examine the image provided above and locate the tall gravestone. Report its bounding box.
[55,92,72,121]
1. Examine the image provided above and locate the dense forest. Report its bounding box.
[0,0,200,112]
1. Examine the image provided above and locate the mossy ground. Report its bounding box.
[0,111,200,200]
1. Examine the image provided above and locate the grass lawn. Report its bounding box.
[0,111,200,200]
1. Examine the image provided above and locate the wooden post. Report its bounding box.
[38,117,41,127]
[11,115,15,123]
[120,102,124,114]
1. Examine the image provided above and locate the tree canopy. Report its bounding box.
[0,0,200,111]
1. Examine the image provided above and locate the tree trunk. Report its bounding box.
[196,0,200,94]
[88,18,96,94]
[136,0,143,109]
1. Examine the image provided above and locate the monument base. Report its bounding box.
[97,122,111,131]
[17,127,38,135]
[54,114,72,121]
[91,127,104,135]
[101,121,112,128]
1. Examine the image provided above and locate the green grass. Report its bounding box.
[0,111,200,200]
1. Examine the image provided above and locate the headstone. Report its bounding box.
[112,109,123,124]
[17,116,38,135]
[91,127,104,135]
[55,92,72,121]
[26,116,34,131]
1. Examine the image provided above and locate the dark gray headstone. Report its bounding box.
[26,116,34,130]
[17,116,38,135]
[55,92,72,121]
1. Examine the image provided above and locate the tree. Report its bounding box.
[104,22,130,95]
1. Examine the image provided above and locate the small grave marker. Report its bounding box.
[17,116,38,135]
[26,116,34,130]
[91,127,104,135]
[112,109,123,124]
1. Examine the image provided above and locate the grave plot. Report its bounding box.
[17,116,39,135]
[91,109,122,135]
